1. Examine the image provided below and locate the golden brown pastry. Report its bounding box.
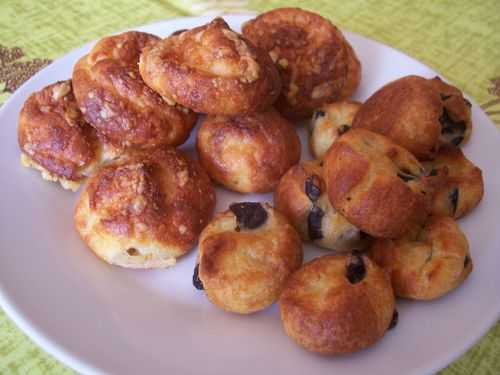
[324,128,429,238]
[197,109,301,193]
[194,202,303,314]
[242,7,361,120]
[139,18,281,115]
[428,76,473,147]
[18,80,109,191]
[352,75,443,160]
[423,146,483,219]
[309,100,361,159]
[73,31,197,151]
[274,160,367,251]
[280,253,395,354]
[74,147,215,268]
[370,216,472,300]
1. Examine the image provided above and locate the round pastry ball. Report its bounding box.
[280,253,395,354]
[195,202,303,314]
[74,147,215,268]
[427,76,473,147]
[423,146,483,219]
[370,216,472,300]
[73,31,197,151]
[274,159,366,251]
[139,18,281,115]
[242,7,361,120]
[18,80,109,191]
[324,128,429,238]
[352,75,443,160]
[197,109,301,193]
[309,100,361,159]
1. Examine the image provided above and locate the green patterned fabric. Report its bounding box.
[0,1,498,374]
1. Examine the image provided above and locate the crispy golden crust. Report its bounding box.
[324,129,429,238]
[309,100,361,159]
[427,76,473,147]
[423,146,483,219]
[72,31,197,150]
[242,8,360,120]
[370,216,472,300]
[197,109,301,193]
[18,80,102,190]
[274,160,366,251]
[139,18,281,115]
[280,254,394,354]
[198,203,303,314]
[352,75,443,160]
[74,147,215,268]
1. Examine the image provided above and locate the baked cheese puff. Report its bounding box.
[18,80,112,191]
[280,253,396,354]
[139,18,281,115]
[73,31,197,151]
[274,160,367,251]
[243,8,360,119]
[370,216,472,300]
[194,202,303,314]
[309,100,361,159]
[75,147,215,268]
[423,146,483,219]
[197,109,301,193]
[324,129,430,238]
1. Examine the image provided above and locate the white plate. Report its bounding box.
[1,14,499,375]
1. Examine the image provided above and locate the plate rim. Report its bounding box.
[0,13,499,375]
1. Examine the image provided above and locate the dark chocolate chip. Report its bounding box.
[449,187,459,215]
[229,202,268,230]
[338,124,351,136]
[193,264,204,290]
[464,98,472,108]
[464,255,471,268]
[305,175,322,202]
[451,136,464,146]
[307,206,324,241]
[388,309,399,330]
[171,28,188,36]
[359,231,371,240]
[346,254,366,284]
[440,94,452,101]
[440,108,466,135]
[319,161,324,167]
[126,248,139,256]
[313,110,326,120]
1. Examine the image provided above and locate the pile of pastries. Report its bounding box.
[17,7,484,355]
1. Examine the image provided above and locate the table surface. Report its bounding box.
[0,0,499,374]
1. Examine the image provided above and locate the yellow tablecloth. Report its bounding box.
[1,1,499,374]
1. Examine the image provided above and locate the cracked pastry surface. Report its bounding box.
[242,7,360,120]
[18,80,106,191]
[324,128,430,238]
[195,202,303,314]
[139,18,281,115]
[274,160,366,251]
[74,147,215,268]
[280,253,395,354]
[197,109,301,193]
[73,31,197,150]
[370,216,472,300]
